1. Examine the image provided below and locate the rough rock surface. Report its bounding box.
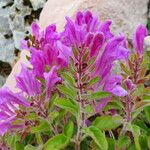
[40,0,149,38]
[0,0,46,86]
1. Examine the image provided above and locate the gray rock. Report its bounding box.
[30,0,46,10]
[0,0,46,86]
[0,76,6,87]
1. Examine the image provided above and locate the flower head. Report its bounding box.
[63,11,113,56]
[133,25,148,55]
[22,22,72,78]
[95,36,129,83]
[0,88,29,135]
[63,11,129,112]
[16,64,42,96]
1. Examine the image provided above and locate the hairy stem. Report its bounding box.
[75,50,86,150]
[121,96,132,135]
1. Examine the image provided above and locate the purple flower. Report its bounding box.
[95,36,129,82]
[0,87,29,106]
[16,64,41,96]
[89,32,104,57]
[133,25,148,55]
[55,41,72,66]
[30,49,47,77]
[22,22,72,78]
[64,17,87,47]
[64,11,112,56]
[75,11,100,32]
[125,79,136,91]
[104,75,128,97]
[99,20,113,40]
[44,66,61,99]
[29,43,72,78]
[0,88,29,135]
[31,22,59,47]
[31,22,40,39]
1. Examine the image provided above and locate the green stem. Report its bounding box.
[35,133,43,145]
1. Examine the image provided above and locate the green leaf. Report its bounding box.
[61,72,75,85]
[15,141,24,150]
[54,97,79,116]
[90,91,110,100]
[143,94,150,100]
[7,134,20,150]
[35,133,43,145]
[144,106,150,123]
[48,111,59,121]
[133,119,150,133]
[92,115,122,131]
[127,144,136,150]
[84,105,94,116]
[132,100,150,119]
[63,121,74,138]
[87,76,100,87]
[24,113,38,120]
[24,145,37,150]
[107,138,115,150]
[43,134,69,150]
[57,84,77,99]
[54,110,67,123]
[31,120,50,133]
[128,124,141,150]
[120,63,130,75]
[148,136,150,149]
[48,93,58,111]
[139,135,148,150]
[83,126,108,150]
[104,102,123,111]
[117,135,131,149]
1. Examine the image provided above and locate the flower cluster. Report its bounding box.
[0,11,149,150]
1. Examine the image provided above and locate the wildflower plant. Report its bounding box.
[0,11,150,150]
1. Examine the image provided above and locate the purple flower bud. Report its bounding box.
[125,79,136,91]
[133,25,148,55]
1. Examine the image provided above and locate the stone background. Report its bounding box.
[0,0,150,87]
[0,0,46,86]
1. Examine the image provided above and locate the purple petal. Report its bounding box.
[31,22,40,38]
[44,44,59,66]
[0,112,9,120]
[56,41,72,66]
[16,64,41,96]
[99,20,114,40]
[125,79,136,91]
[104,75,128,97]
[95,36,129,78]
[133,25,148,54]
[30,49,47,77]
[44,66,61,99]
[110,85,128,97]
[0,88,29,107]
[90,32,104,57]
[0,123,11,136]
[85,32,94,47]
[84,11,93,25]
[75,11,83,25]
